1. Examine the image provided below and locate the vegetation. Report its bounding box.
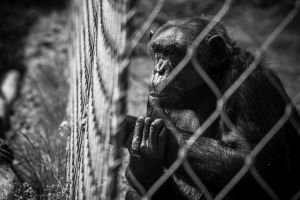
[0,1,69,199]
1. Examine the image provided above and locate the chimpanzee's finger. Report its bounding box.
[157,127,167,158]
[149,119,164,153]
[131,116,144,156]
[123,115,138,149]
[140,117,152,153]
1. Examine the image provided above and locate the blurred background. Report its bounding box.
[0,0,69,198]
[0,0,299,199]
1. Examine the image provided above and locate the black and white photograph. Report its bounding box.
[0,0,300,199]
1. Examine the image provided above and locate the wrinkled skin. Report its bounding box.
[123,17,300,200]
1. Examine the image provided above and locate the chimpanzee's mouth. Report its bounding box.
[149,92,167,98]
[149,92,170,105]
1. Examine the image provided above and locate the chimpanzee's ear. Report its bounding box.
[208,35,231,67]
[149,30,154,40]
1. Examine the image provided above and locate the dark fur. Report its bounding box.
[124,17,300,200]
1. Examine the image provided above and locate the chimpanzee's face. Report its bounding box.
[148,21,209,109]
[148,18,231,109]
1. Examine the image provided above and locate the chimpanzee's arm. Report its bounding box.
[168,136,246,198]
[124,116,246,199]
[124,115,175,200]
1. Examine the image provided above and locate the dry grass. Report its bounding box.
[6,12,70,199]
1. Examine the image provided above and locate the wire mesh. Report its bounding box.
[68,0,127,199]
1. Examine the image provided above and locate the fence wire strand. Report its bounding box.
[68,0,127,199]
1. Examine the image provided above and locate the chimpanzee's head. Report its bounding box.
[148,17,233,109]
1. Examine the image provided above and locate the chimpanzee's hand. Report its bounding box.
[127,116,167,189]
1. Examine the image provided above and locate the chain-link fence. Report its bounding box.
[68,0,300,199]
[68,0,128,199]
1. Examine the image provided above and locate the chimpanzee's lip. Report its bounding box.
[149,92,169,105]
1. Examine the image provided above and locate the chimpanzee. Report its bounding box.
[123,17,300,200]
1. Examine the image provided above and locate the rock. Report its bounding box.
[1,70,20,105]
[0,140,18,200]
[0,70,20,138]
[0,164,18,200]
